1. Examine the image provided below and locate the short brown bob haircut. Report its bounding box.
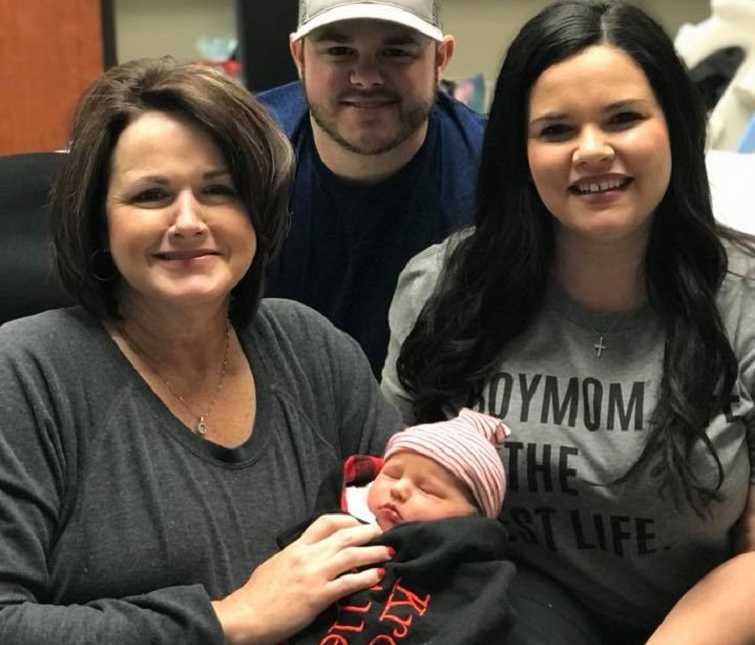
[50,57,294,329]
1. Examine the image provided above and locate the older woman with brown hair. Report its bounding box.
[0,58,400,644]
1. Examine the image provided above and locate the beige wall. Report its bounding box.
[115,0,235,63]
[443,0,713,82]
[115,0,713,77]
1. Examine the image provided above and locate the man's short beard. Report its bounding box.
[301,62,438,156]
[308,97,434,156]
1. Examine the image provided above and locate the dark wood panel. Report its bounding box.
[0,0,106,153]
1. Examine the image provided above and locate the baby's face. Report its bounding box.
[366,451,478,531]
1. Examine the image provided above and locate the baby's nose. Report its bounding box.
[389,479,410,501]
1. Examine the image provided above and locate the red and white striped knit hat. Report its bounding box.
[383,408,510,518]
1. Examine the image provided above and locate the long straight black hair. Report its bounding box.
[398,0,750,513]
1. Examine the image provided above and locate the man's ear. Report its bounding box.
[435,34,455,77]
[289,37,305,79]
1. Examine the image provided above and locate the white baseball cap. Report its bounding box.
[291,0,444,42]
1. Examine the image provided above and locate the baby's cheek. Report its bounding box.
[365,483,381,513]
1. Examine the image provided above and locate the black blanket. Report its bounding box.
[290,516,516,644]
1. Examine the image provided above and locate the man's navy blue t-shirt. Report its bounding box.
[258,81,485,375]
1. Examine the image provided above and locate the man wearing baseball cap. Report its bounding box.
[258,0,484,376]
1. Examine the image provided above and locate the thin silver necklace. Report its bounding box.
[121,322,231,435]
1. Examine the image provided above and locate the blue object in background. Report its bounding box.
[738,114,755,152]
[451,73,487,115]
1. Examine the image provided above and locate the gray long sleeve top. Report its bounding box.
[0,299,401,644]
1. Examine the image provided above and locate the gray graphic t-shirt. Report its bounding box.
[381,237,755,631]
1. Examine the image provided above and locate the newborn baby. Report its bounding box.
[290,409,516,645]
[367,408,510,529]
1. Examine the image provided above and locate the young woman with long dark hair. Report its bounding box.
[382,1,755,642]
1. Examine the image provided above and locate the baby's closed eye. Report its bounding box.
[418,483,446,498]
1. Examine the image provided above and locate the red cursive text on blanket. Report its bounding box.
[319,577,431,644]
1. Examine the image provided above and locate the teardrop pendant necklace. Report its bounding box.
[121,322,231,435]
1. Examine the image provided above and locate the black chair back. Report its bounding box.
[0,152,74,325]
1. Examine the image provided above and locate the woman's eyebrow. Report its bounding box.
[529,112,568,126]
[203,168,231,179]
[602,98,648,111]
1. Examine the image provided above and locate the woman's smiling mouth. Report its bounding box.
[569,176,633,195]
[155,249,218,261]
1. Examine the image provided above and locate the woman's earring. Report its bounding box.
[89,248,119,282]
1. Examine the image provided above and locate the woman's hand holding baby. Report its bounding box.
[212,514,391,644]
